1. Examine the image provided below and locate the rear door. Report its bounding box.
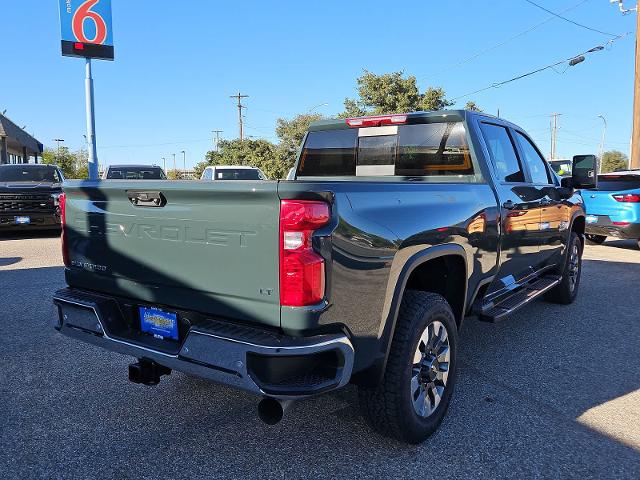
[477,122,543,292]
[63,180,282,327]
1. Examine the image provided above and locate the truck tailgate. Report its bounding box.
[63,180,281,328]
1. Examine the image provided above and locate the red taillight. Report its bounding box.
[613,194,640,203]
[59,193,70,267]
[346,114,408,128]
[279,200,330,306]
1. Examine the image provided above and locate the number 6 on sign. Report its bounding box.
[59,0,114,60]
[72,0,108,44]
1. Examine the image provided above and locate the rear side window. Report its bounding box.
[298,122,474,178]
[479,123,525,183]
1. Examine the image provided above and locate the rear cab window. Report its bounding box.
[297,121,479,182]
[107,167,166,179]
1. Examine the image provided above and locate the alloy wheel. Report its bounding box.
[410,320,450,418]
[568,243,580,291]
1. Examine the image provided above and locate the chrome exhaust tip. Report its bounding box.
[257,398,292,425]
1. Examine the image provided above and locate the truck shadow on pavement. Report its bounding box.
[3,252,640,478]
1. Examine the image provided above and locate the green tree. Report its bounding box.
[420,87,454,111]
[340,70,453,116]
[601,150,629,173]
[275,113,323,168]
[166,169,182,180]
[42,146,77,178]
[193,160,209,179]
[74,148,89,179]
[201,138,286,179]
[464,100,482,112]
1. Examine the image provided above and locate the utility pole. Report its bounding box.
[632,2,640,168]
[230,92,249,140]
[181,150,186,178]
[550,113,561,161]
[212,130,223,152]
[611,1,639,168]
[162,157,166,172]
[172,153,176,173]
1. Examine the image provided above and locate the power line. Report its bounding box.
[523,0,618,37]
[451,33,630,101]
[418,0,591,80]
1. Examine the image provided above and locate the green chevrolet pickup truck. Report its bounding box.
[53,110,594,443]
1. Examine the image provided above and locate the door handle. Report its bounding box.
[502,200,516,210]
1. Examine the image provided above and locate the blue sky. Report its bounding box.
[1,0,637,169]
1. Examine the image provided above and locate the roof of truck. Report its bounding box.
[307,109,497,132]
[206,165,260,170]
[107,164,162,169]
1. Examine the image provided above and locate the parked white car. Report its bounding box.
[201,165,266,180]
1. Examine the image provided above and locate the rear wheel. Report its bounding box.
[545,232,582,304]
[358,291,457,444]
[585,234,606,245]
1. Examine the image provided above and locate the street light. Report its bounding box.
[53,139,65,160]
[172,153,176,173]
[162,157,166,172]
[597,114,607,173]
[181,150,186,179]
[308,103,329,113]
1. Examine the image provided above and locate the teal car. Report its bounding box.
[581,171,640,247]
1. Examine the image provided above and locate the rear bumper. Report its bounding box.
[586,219,640,239]
[53,288,354,399]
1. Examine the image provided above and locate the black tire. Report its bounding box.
[545,232,583,304]
[358,291,458,444]
[585,234,606,245]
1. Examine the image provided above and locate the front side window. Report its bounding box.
[515,132,551,184]
[479,123,524,183]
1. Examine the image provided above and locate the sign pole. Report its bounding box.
[84,57,99,179]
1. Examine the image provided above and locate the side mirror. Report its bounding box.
[571,154,598,189]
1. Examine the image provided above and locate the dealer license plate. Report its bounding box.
[139,307,178,340]
[14,216,31,224]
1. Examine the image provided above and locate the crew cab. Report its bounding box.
[53,110,591,443]
[0,164,64,230]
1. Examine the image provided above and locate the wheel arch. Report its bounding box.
[352,243,469,387]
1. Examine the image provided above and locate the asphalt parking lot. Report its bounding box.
[1,232,639,479]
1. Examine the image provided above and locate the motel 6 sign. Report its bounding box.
[59,0,114,60]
